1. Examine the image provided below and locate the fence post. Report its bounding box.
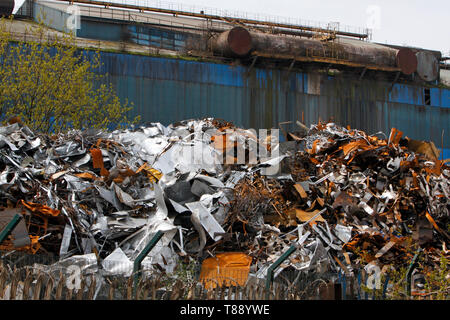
[0,214,22,244]
[108,280,116,300]
[406,248,422,298]
[44,277,54,300]
[9,270,20,300]
[33,273,44,300]
[382,274,390,300]
[338,271,347,300]
[87,275,96,300]
[55,272,65,300]
[265,245,297,299]
[356,270,361,300]
[23,272,33,300]
[132,230,164,299]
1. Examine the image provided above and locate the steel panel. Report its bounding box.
[92,51,449,155]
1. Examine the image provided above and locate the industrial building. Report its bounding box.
[7,0,450,158]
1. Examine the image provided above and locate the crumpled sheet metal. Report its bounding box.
[0,118,448,284]
[228,121,449,282]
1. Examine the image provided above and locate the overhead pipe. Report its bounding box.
[0,0,14,16]
[212,27,421,75]
[0,0,26,16]
[211,26,253,58]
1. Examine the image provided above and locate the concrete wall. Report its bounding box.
[441,69,450,87]
[33,1,73,35]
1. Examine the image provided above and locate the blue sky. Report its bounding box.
[116,0,449,55]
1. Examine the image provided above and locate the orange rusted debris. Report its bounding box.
[90,148,104,169]
[136,163,162,183]
[0,204,59,255]
[340,139,373,156]
[291,208,325,223]
[199,252,252,289]
[316,197,325,207]
[19,200,61,217]
[75,172,97,180]
[212,133,236,153]
[294,183,308,199]
[405,138,440,161]
[0,234,41,255]
[90,148,110,177]
[389,128,403,145]
[425,211,444,235]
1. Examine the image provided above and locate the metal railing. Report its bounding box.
[46,0,370,39]
[81,0,370,37]
[76,3,213,32]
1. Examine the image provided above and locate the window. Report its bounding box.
[424,88,431,106]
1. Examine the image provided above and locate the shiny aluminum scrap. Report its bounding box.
[0,119,448,289]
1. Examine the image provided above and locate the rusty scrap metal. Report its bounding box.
[0,118,447,300]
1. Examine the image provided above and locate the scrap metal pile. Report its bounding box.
[0,119,448,286]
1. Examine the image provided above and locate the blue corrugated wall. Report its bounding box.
[81,50,449,158]
[28,1,449,158]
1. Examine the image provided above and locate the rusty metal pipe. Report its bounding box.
[213,27,421,74]
[250,32,407,70]
[211,27,253,57]
[0,0,14,16]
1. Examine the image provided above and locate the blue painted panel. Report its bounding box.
[441,148,450,160]
[88,50,449,151]
[430,88,441,107]
[127,25,189,51]
[441,88,450,108]
[92,51,248,87]
[389,83,422,105]
[78,20,123,41]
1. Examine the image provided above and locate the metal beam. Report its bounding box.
[252,51,401,73]
[132,230,164,298]
[405,248,422,297]
[287,59,296,73]
[388,71,401,94]
[246,56,258,76]
[283,59,296,81]
[359,67,368,80]
[265,245,297,298]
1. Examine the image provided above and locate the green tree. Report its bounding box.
[0,19,138,133]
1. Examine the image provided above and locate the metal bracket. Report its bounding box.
[246,56,258,76]
[283,59,296,81]
[278,121,293,140]
[388,71,401,94]
[287,59,296,74]
[132,230,164,298]
[405,248,422,297]
[359,67,368,80]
